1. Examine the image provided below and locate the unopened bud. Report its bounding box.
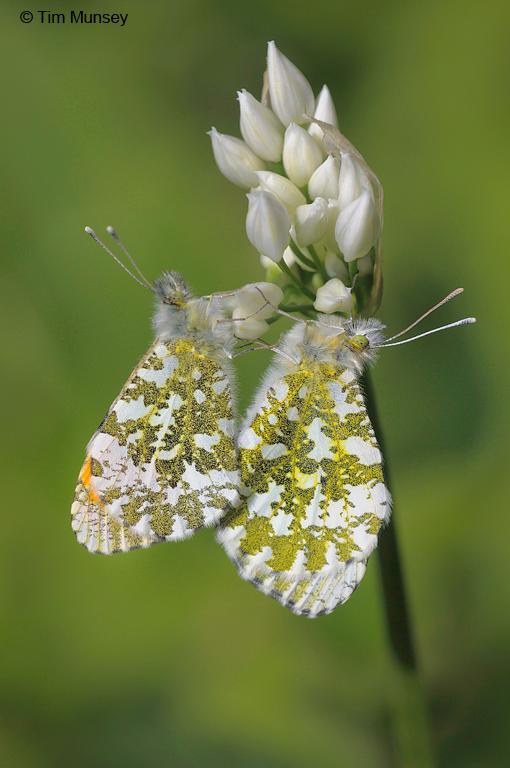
[267,41,315,126]
[294,198,329,246]
[232,281,283,339]
[238,90,284,162]
[255,171,306,216]
[246,189,290,262]
[283,123,323,188]
[325,251,349,281]
[314,278,353,314]
[308,155,340,200]
[338,152,368,210]
[335,189,380,262]
[208,127,265,189]
[308,85,338,143]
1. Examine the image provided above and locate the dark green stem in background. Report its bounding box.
[362,371,435,768]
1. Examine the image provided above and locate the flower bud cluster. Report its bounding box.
[209,42,383,318]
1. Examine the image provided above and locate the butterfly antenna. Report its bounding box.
[106,226,153,290]
[84,227,153,291]
[378,317,476,348]
[385,288,464,343]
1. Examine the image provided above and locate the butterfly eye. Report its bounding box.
[348,334,369,352]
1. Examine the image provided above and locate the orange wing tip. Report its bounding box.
[79,455,102,505]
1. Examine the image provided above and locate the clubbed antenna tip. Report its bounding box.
[82,224,152,291]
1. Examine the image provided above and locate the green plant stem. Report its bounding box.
[280,303,316,314]
[362,370,435,768]
[308,245,329,282]
[288,239,316,271]
[277,260,315,300]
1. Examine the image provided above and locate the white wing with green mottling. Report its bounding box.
[218,358,391,617]
[72,338,240,554]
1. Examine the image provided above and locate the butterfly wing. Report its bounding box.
[72,338,239,554]
[218,361,391,616]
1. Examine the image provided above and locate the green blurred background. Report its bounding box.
[2,1,509,765]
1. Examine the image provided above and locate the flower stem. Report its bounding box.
[288,238,316,271]
[308,245,329,282]
[277,260,315,300]
[361,370,435,768]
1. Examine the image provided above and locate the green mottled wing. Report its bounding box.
[218,361,391,616]
[72,339,240,554]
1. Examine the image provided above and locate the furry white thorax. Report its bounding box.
[151,272,235,355]
[239,316,385,437]
[278,315,385,375]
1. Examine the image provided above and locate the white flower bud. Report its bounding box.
[237,282,284,317]
[338,152,367,210]
[294,198,329,247]
[255,171,306,215]
[208,127,265,189]
[314,278,353,314]
[308,155,340,200]
[283,123,323,188]
[267,41,315,126]
[246,189,290,262]
[238,90,284,162]
[325,251,349,281]
[309,85,338,142]
[320,198,340,252]
[232,315,269,340]
[231,281,283,339]
[335,189,380,262]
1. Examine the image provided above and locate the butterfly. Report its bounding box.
[218,290,476,617]
[217,317,390,616]
[71,229,240,554]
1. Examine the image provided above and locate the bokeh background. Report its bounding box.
[2,1,509,765]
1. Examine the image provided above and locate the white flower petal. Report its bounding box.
[338,152,368,210]
[208,128,265,189]
[267,41,315,126]
[255,171,306,216]
[325,251,349,280]
[234,282,284,320]
[233,318,269,340]
[246,189,290,262]
[309,85,338,142]
[308,155,340,200]
[283,123,323,188]
[314,278,353,314]
[335,189,380,262]
[238,90,284,162]
[294,198,329,247]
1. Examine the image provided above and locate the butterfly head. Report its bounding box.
[153,272,191,308]
[283,316,385,374]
